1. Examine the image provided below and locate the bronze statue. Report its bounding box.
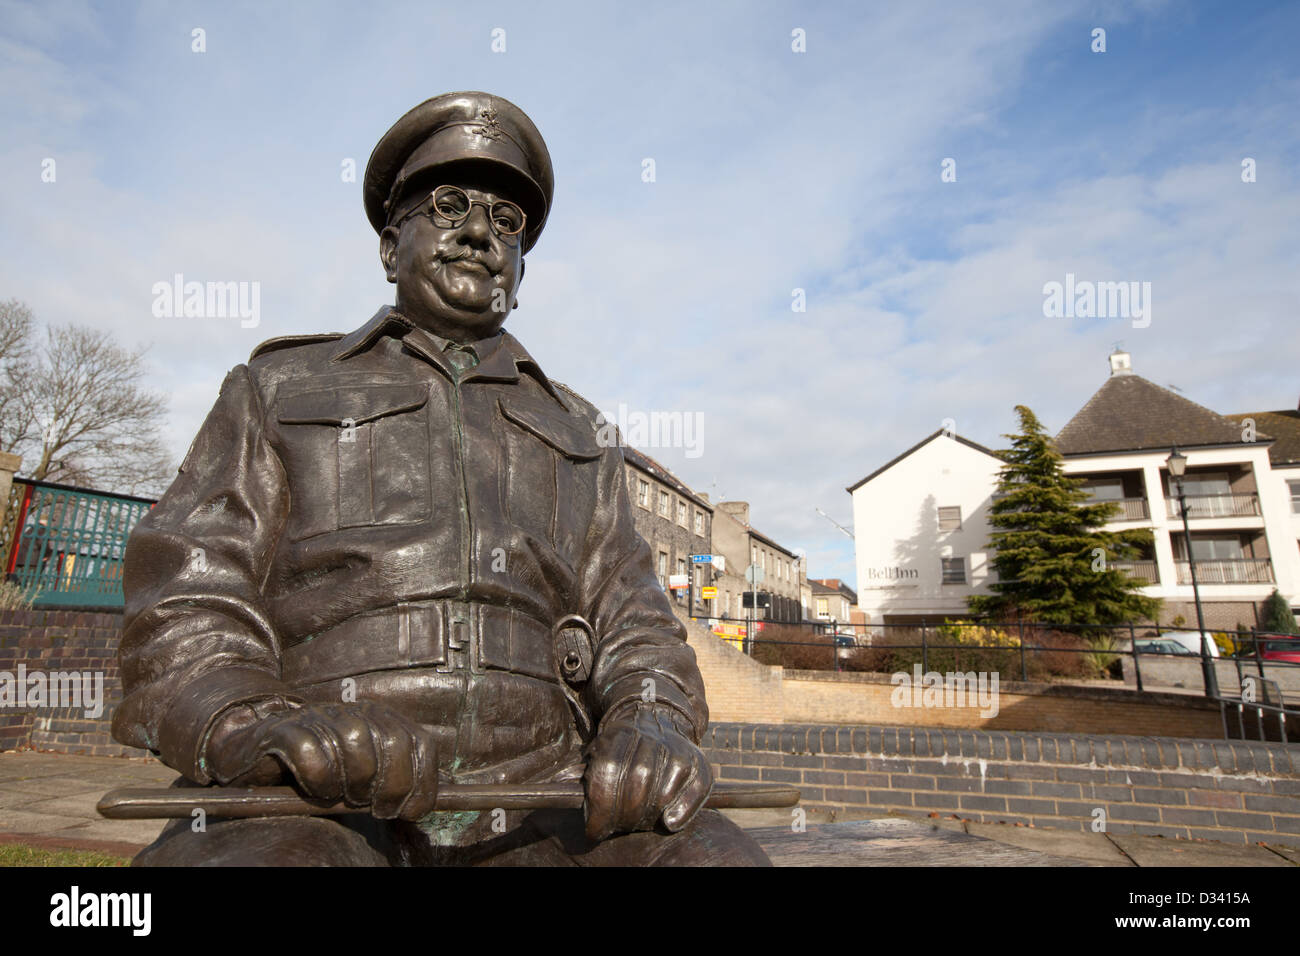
[111,92,774,865]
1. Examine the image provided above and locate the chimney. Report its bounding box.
[718,501,749,525]
[1108,348,1132,376]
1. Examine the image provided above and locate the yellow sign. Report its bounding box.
[711,620,746,651]
[701,587,718,599]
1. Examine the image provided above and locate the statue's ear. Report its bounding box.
[379,226,400,283]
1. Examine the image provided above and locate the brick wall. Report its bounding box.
[703,722,1300,848]
[0,609,145,757]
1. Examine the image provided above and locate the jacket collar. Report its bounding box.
[331,306,566,407]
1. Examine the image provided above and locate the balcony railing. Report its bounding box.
[1166,493,1260,519]
[1102,497,1149,521]
[1175,558,1274,585]
[1113,560,1159,584]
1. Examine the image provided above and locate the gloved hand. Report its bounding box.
[582,701,712,842]
[204,700,440,820]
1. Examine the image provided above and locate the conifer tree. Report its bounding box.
[1260,589,1298,635]
[967,405,1161,630]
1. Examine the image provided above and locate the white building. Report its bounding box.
[847,350,1300,629]
[847,429,1003,626]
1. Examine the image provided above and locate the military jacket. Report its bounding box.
[112,306,708,785]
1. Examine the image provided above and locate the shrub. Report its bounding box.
[0,580,35,611]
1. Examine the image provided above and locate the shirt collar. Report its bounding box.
[331,305,566,407]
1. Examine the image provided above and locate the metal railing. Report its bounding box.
[1174,558,1273,585]
[1113,560,1159,584]
[1108,497,1150,521]
[1167,493,1261,519]
[3,478,156,608]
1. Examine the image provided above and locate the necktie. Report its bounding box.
[446,345,479,372]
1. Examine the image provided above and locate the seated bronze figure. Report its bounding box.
[111,92,772,866]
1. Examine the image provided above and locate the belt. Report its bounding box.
[282,600,558,687]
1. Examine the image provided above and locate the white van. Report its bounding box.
[1159,631,1221,658]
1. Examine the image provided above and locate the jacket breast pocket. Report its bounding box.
[498,396,601,554]
[274,383,432,539]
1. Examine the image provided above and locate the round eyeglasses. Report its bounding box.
[393,185,526,238]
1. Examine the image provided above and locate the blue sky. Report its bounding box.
[2,0,1298,588]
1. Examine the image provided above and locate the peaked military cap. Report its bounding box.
[364,91,554,253]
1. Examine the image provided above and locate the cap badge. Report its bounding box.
[472,107,505,141]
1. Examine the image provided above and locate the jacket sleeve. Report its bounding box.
[112,364,302,782]
[576,442,709,741]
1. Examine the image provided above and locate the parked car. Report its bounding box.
[1135,638,1198,656]
[1156,631,1221,658]
[1259,638,1300,664]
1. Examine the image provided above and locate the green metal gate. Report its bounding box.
[2,479,156,608]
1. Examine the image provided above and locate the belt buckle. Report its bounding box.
[441,601,473,673]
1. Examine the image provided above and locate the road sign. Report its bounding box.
[690,554,713,564]
[745,564,764,586]
[701,586,718,599]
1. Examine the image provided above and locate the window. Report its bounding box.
[1175,472,1231,497]
[657,552,667,586]
[636,479,650,508]
[694,511,704,535]
[941,557,966,584]
[816,597,829,619]
[1186,536,1245,561]
[658,490,670,516]
[1082,479,1124,501]
[676,558,687,576]
[678,501,688,526]
[1290,481,1300,514]
[938,506,962,531]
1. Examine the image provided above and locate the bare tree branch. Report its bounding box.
[0,301,174,497]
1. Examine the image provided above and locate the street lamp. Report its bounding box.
[1167,447,1218,697]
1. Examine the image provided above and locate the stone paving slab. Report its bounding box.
[0,751,176,851]
[748,817,1093,867]
[1108,832,1294,867]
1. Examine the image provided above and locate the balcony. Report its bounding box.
[1113,560,1159,584]
[1105,498,1150,521]
[1166,493,1260,519]
[1175,558,1274,585]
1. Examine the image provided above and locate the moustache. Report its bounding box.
[434,248,499,274]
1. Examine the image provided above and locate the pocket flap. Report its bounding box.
[499,397,601,461]
[277,384,429,426]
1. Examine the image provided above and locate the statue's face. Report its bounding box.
[380,179,524,343]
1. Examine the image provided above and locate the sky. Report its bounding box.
[2,0,1298,589]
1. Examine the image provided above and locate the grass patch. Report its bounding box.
[0,843,130,867]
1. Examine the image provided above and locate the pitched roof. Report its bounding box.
[622,445,714,511]
[1224,410,1300,466]
[1055,374,1249,456]
[846,430,1000,494]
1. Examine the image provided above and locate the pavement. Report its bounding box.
[1,751,1296,866]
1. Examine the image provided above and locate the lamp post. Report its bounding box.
[1167,448,1218,697]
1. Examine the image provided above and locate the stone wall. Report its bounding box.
[703,722,1300,848]
[680,617,1233,739]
